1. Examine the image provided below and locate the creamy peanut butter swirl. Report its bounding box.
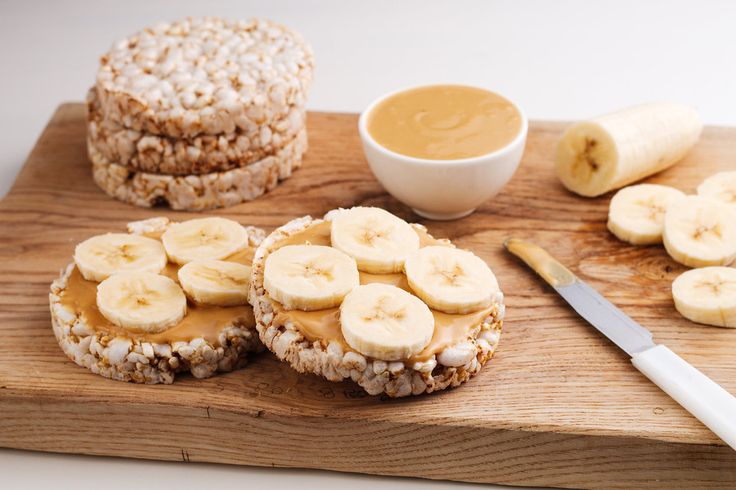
[60,239,256,346]
[367,85,522,160]
[269,221,495,363]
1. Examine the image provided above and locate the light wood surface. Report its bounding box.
[0,104,734,489]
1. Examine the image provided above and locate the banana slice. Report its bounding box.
[340,283,434,361]
[178,260,251,306]
[96,271,187,333]
[672,267,736,328]
[556,103,702,197]
[697,171,736,206]
[162,217,248,265]
[663,196,736,267]
[264,244,359,311]
[404,246,499,314]
[74,233,167,282]
[607,184,686,245]
[330,207,420,273]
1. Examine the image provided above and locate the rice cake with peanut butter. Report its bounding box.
[249,207,504,397]
[49,216,265,384]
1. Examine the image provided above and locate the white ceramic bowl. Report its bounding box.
[358,85,528,220]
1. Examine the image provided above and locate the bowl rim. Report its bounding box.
[358,83,528,166]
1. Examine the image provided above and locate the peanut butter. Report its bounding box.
[367,84,522,160]
[504,238,577,287]
[271,221,494,363]
[60,240,256,346]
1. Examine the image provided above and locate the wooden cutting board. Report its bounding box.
[0,104,734,489]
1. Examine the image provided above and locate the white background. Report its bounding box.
[1,0,734,488]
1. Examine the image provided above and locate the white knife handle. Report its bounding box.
[631,344,736,450]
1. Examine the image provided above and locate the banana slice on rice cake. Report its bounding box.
[249,206,505,397]
[49,216,265,383]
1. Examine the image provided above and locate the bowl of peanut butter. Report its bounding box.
[359,84,527,220]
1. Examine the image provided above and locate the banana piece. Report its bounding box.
[74,233,167,282]
[178,260,251,306]
[607,184,686,245]
[162,217,248,264]
[96,271,187,333]
[663,195,736,267]
[264,244,359,311]
[330,206,420,273]
[672,267,736,328]
[340,283,434,360]
[404,246,499,314]
[555,103,702,197]
[697,171,736,206]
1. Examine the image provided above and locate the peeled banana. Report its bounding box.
[96,271,187,333]
[663,195,736,267]
[74,233,167,282]
[672,267,736,328]
[330,206,420,273]
[556,103,702,197]
[340,283,435,360]
[162,217,249,265]
[264,244,360,311]
[607,184,685,245]
[404,245,499,314]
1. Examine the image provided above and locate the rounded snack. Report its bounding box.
[404,245,500,314]
[662,195,736,267]
[96,272,187,333]
[606,184,686,245]
[162,216,250,264]
[49,217,266,384]
[178,260,251,307]
[263,245,359,311]
[697,171,736,206]
[330,206,420,273]
[249,208,505,398]
[89,127,307,210]
[340,283,435,361]
[95,17,314,138]
[672,267,736,328]
[87,87,306,175]
[74,232,167,281]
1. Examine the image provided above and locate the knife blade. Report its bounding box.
[504,238,736,451]
[504,238,655,355]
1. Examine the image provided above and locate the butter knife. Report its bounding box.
[504,238,736,450]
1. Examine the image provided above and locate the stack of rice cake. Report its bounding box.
[86,17,314,210]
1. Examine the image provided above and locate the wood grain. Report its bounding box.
[0,104,734,488]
